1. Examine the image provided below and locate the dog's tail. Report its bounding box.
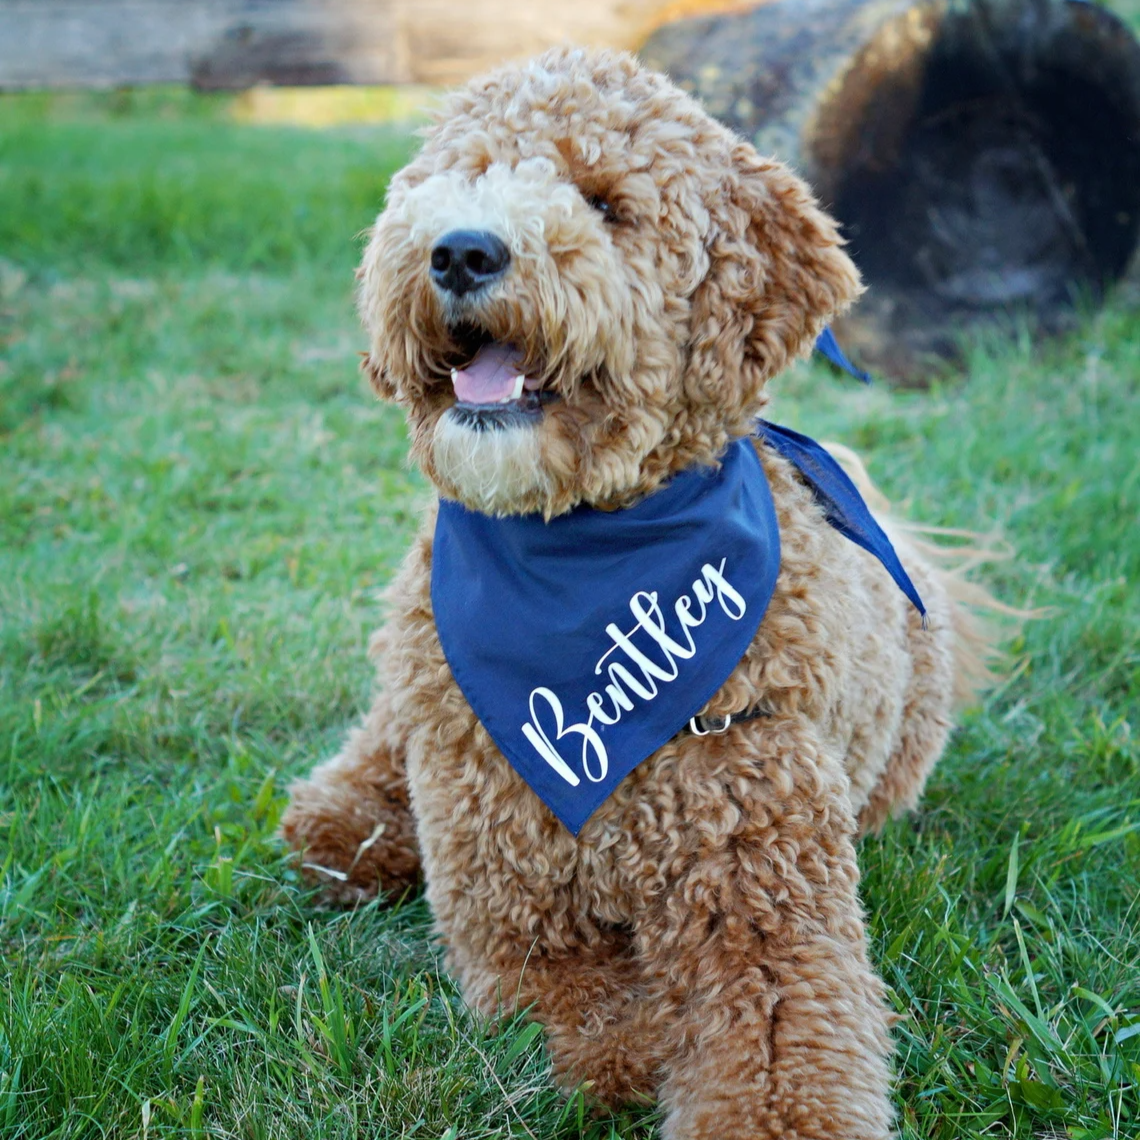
[823,442,1028,709]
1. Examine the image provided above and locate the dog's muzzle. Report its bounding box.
[448,390,558,432]
[446,338,558,431]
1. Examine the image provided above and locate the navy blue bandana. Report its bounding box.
[432,428,923,835]
[756,422,926,621]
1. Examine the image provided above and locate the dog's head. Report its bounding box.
[358,47,861,517]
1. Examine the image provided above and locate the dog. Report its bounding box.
[281,46,993,1139]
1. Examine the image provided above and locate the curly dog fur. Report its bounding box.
[282,47,991,1139]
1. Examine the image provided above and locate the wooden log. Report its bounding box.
[643,0,1140,380]
[0,0,737,91]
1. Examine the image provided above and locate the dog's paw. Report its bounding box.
[546,1013,664,1109]
[280,778,421,906]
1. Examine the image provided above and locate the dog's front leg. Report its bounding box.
[416,810,666,1106]
[465,933,665,1106]
[642,717,895,1140]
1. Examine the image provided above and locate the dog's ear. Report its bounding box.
[686,142,862,417]
[361,350,399,401]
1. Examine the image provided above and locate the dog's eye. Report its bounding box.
[586,194,617,222]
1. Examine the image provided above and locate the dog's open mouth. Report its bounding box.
[448,339,558,431]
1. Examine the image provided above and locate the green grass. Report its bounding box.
[1,79,1138,1140]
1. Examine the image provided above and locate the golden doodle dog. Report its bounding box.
[283,46,993,1139]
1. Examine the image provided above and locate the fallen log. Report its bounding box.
[642,0,1140,380]
[0,0,725,90]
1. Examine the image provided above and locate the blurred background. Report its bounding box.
[7,0,1140,378]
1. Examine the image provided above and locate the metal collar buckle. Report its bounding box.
[688,713,732,737]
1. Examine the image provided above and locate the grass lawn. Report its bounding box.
[1,70,1139,1140]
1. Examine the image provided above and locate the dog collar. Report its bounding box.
[431,425,923,835]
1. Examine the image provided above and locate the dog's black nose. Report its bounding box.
[429,230,510,296]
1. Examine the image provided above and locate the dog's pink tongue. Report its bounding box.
[452,342,525,404]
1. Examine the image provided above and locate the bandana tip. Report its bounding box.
[814,327,872,385]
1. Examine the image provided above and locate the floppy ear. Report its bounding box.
[361,350,399,401]
[686,142,863,419]
[355,223,407,404]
